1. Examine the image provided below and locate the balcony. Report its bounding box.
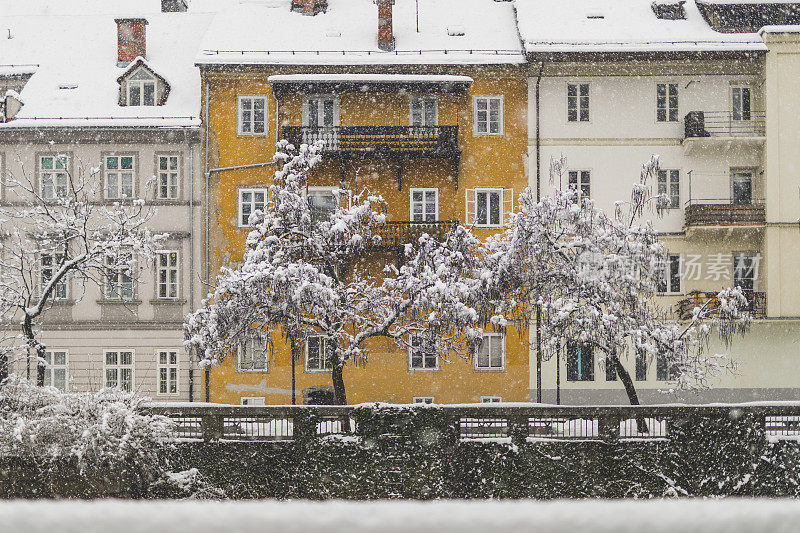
[684,199,765,228]
[683,111,765,153]
[282,126,459,158]
[677,290,766,320]
[367,220,457,251]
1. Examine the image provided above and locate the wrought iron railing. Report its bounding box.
[282,125,459,156]
[677,290,766,320]
[140,404,800,443]
[684,111,765,138]
[684,198,765,226]
[368,220,457,249]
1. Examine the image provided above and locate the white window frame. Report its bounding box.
[474,96,504,136]
[657,169,680,208]
[104,253,135,301]
[567,82,590,123]
[656,254,682,295]
[104,155,135,200]
[731,84,752,122]
[39,155,69,199]
[43,349,69,391]
[481,396,502,403]
[156,349,180,396]
[127,69,156,107]
[39,251,68,300]
[156,250,180,300]
[568,170,591,200]
[238,187,269,227]
[302,95,340,128]
[241,396,266,406]
[237,336,268,373]
[157,155,180,200]
[409,96,438,127]
[238,96,269,136]
[104,349,134,391]
[475,332,505,371]
[408,335,439,371]
[468,188,505,227]
[413,397,435,404]
[656,82,679,123]
[305,335,333,373]
[410,188,439,222]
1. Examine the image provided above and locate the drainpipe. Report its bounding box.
[188,130,195,402]
[203,71,211,403]
[535,60,544,403]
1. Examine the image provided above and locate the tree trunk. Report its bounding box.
[0,353,8,384]
[610,354,649,433]
[332,361,347,406]
[22,315,45,387]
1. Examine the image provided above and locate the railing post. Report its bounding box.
[598,415,620,442]
[293,409,317,445]
[201,414,224,442]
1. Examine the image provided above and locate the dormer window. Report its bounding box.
[128,69,156,106]
[117,59,169,107]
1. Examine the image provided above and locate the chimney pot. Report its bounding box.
[377,0,395,51]
[115,18,148,67]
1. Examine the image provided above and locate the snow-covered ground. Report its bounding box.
[2,499,800,533]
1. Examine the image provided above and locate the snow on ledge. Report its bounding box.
[4,499,800,532]
[759,25,800,35]
[267,74,474,84]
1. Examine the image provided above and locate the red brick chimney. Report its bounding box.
[303,0,315,15]
[115,18,148,67]
[377,0,395,52]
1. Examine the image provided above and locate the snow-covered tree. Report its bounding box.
[185,141,482,404]
[0,151,164,385]
[482,155,750,405]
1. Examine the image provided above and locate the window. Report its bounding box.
[127,69,156,106]
[568,170,591,199]
[732,86,751,121]
[237,336,268,372]
[635,350,647,381]
[567,83,590,122]
[40,155,69,199]
[157,155,179,200]
[156,251,179,299]
[104,350,134,391]
[658,169,680,208]
[657,352,679,381]
[303,96,339,128]
[238,188,268,227]
[308,187,338,225]
[410,188,438,222]
[104,253,134,300]
[241,396,266,406]
[238,96,268,135]
[466,188,513,227]
[656,83,679,122]
[409,336,438,371]
[410,97,438,127]
[733,252,759,291]
[481,396,502,403]
[157,349,179,395]
[657,254,682,294]
[306,335,333,372]
[105,156,135,199]
[413,397,434,404]
[39,252,68,300]
[475,332,504,370]
[566,341,594,381]
[732,170,753,205]
[474,96,503,135]
[43,350,68,391]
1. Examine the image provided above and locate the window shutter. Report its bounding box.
[502,188,514,225]
[465,189,476,225]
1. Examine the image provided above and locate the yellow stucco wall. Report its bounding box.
[202,66,529,404]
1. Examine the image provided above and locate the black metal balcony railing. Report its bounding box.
[684,111,765,139]
[368,220,457,250]
[282,126,459,156]
[684,198,766,227]
[677,290,766,320]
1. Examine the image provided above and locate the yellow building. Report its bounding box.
[197,0,529,405]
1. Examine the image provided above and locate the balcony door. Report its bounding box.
[733,252,758,291]
[731,86,751,122]
[731,170,753,206]
[303,95,340,149]
[410,97,438,128]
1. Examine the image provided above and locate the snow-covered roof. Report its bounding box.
[0,0,235,129]
[515,0,768,55]
[197,0,525,66]
[267,73,474,94]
